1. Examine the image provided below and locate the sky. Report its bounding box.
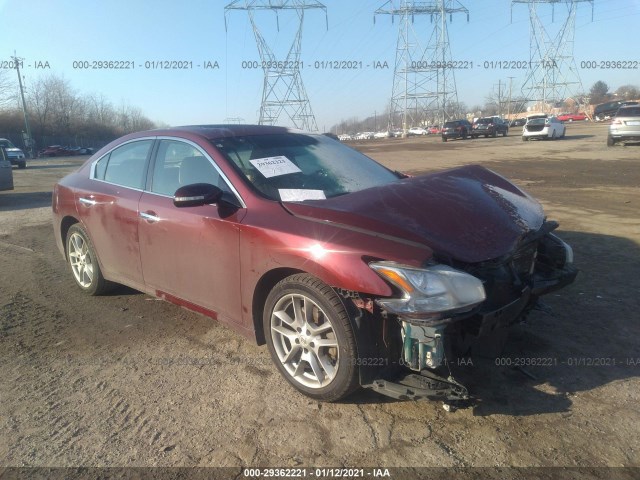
[0,0,639,131]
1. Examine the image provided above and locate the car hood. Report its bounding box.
[283,165,544,263]
[5,147,23,154]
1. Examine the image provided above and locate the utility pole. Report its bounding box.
[507,76,515,119]
[12,53,33,158]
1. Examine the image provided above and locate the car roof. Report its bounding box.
[132,124,308,141]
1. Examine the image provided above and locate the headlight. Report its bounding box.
[369,261,486,321]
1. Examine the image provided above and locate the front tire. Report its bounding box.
[607,135,615,147]
[18,161,26,169]
[264,274,359,402]
[66,224,111,295]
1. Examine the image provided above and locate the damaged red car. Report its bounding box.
[52,125,577,404]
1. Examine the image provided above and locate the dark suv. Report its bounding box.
[594,101,638,122]
[441,119,472,141]
[472,117,509,138]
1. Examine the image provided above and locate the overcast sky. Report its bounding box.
[1,0,638,130]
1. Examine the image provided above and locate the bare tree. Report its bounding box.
[0,70,17,109]
[615,84,640,101]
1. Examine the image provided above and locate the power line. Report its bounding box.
[511,0,594,113]
[224,0,327,131]
[374,0,469,133]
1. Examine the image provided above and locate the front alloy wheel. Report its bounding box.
[264,274,359,401]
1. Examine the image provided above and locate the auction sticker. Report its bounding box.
[250,155,301,178]
[279,189,326,202]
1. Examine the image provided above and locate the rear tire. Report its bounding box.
[66,224,112,295]
[263,274,360,402]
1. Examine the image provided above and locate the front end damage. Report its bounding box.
[356,222,577,406]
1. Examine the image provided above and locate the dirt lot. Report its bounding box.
[1,122,639,470]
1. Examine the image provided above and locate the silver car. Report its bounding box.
[607,105,640,146]
[0,147,14,191]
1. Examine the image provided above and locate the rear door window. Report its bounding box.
[94,140,153,190]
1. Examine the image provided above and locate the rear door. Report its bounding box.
[76,138,154,289]
[137,138,246,324]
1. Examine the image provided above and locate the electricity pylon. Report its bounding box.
[511,0,593,112]
[375,0,469,133]
[225,0,327,131]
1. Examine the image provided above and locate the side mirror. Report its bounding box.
[173,183,223,208]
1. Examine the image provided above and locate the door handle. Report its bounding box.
[79,197,97,206]
[140,211,160,223]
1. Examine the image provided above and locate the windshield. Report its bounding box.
[476,118,493,125]
[0,139,16,148]
[527,119,546,125]
[212,133,400,201]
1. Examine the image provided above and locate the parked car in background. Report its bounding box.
[40,145,76,157]
[52,124,576,404]
[557,112,587,122]
[594,101,623,122]
[441,119,472,142]
[427,125,442,135]
[472,117,509,138]
[374,131,391,139]
[69,146,95,155]
[0,147,14,191]
[509,118,526,127]
[0,138,26,169]
[408,127,428,136]
[607,104,640,146]
[522,115,566,141]
[593,101,638,122]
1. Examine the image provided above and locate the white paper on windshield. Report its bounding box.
[279,189,326,202]
[250,156,301,178]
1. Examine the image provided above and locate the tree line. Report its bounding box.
[0,71,158,151]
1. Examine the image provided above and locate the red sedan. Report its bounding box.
[556,113,587,122]
[53,125,577,403]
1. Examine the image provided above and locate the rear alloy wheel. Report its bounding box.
[66,224,111,295]
[264,274,359,402]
